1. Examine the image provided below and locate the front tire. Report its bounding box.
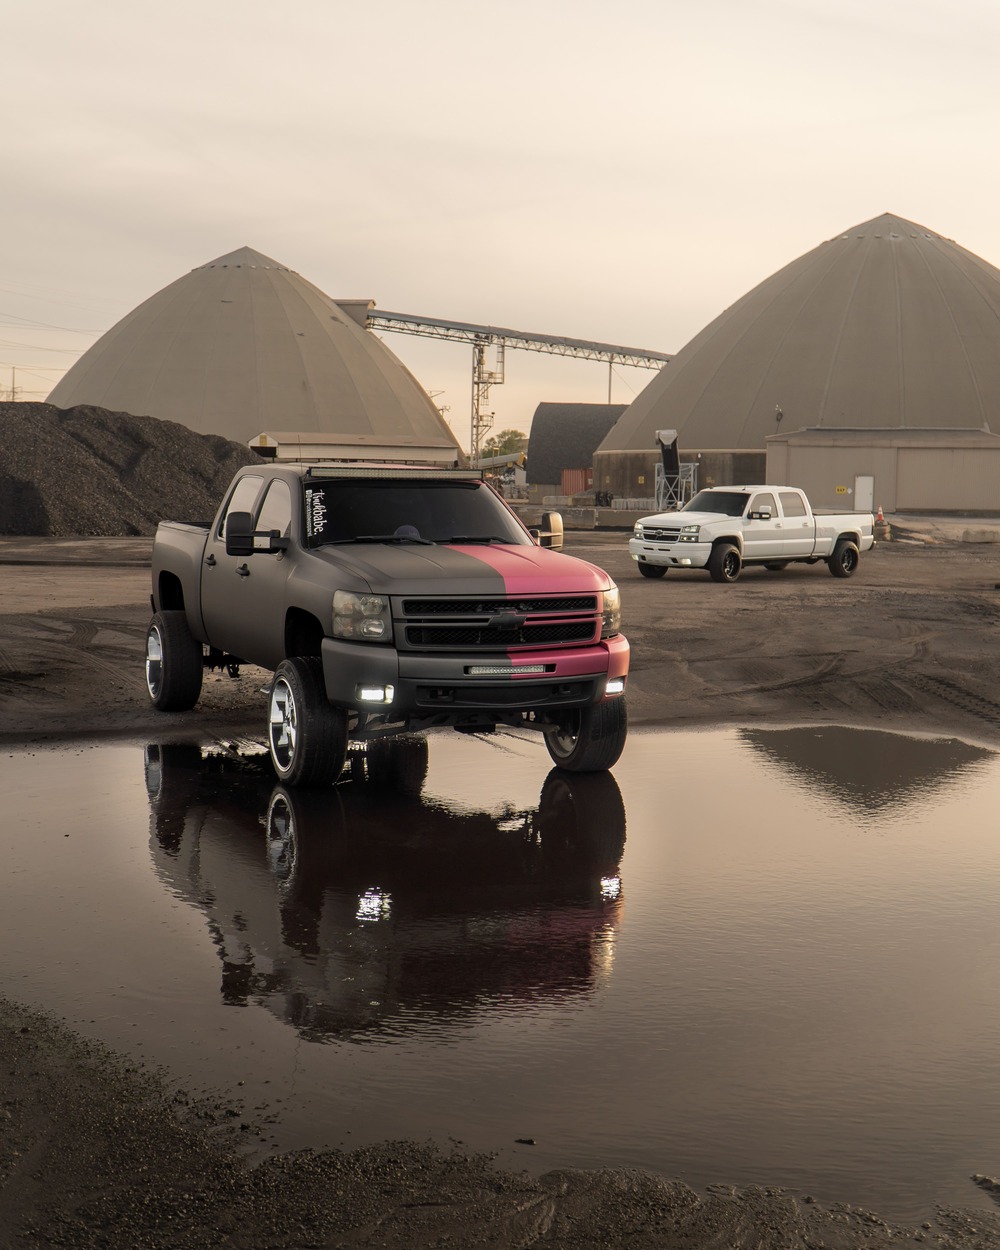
[543,696,628,772]
[637,563,667,579]
[268,657,348,787]
[145,611,203,711]
[829,539,860,578]
[708,542,742,583]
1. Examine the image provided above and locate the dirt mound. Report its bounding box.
[0,402,259,536]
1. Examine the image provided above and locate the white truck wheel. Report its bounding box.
[708,543,742,583]
[829,539,860,578]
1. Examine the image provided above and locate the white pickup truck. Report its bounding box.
[629,485,875,583]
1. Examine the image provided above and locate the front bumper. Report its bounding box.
[628,537,712,569]
[320,635,629,717]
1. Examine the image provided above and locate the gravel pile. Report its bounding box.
[0,402,260,536]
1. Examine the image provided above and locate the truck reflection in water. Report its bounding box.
[144,739,625,1042]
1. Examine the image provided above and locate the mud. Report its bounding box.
[3,529,1000,1247]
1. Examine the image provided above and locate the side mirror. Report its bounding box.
[531,510,564,551]
[225,511,289,556]
[750,506,772,521]
[225,511,254,556]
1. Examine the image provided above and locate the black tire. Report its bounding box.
[829,539,860,578]
[543,695,628,772]
[708,542,742,583]
[145,611,203,711]
[764,561,789,572]
[637,563,667,579]
[268,657,348,787]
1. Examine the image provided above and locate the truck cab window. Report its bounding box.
[218,475,264,538]
[751,492,776,517]
[684,490,749,517]
[256,479,293,537]
[779,491,807,517]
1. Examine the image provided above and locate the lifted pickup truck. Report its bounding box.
[146,461,629,784]
[629,485,875,583]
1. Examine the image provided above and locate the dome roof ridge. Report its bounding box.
[193,246,292,271]
[831,211,946,240]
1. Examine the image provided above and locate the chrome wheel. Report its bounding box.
[268,673,299,777]
[145,611,203,711]
[266,657,348,787]
[145,625,164,699]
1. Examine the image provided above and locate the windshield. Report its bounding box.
[302,479,531,547]
[682,490,750,518]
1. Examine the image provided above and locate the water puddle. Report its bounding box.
[2,725,999,1223]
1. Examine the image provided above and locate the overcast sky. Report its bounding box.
[3,0,998,450]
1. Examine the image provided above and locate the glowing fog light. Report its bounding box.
[605,676,625,696]
[357,683,395,704]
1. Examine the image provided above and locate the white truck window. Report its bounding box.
[779,491,807,517]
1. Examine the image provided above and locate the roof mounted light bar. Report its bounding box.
[304,465,484,481]
[250,431,462,466]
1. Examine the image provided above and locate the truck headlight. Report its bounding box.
[601,584,621,638]
[678,524,701,544]
[633,522,644,538]
[332,591,391,641]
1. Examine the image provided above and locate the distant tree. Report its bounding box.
[480,428,528,458]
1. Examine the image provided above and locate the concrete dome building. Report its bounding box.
[595,214,1000,511]
[47,247,460,454]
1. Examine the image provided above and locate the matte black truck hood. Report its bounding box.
[309,541,613,596]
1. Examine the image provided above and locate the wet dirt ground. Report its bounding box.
[3,527,1000,1248]
[2,525,1000,750]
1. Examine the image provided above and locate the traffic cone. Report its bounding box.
[876,505,884,522]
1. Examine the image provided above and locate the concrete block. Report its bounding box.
[961,528,1000,544]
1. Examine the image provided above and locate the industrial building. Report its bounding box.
[593,213,1000,512]
[525,403,626,503]
[47,247,461,457]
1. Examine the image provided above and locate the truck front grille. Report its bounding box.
[402,595,596,615]
[396,594,601,652]
[642,526,681,542]
[405,621,596,648]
